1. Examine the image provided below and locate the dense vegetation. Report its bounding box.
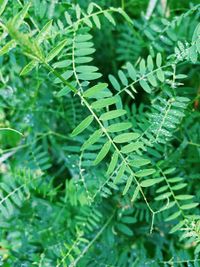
[0,0,200,266]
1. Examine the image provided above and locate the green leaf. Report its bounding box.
[126,62,137,80]
[121,216,136,224]
[0,0,8,16]
[139,59,146,75]
[189,45,198,63]
[139,80,151,93]
[114,162,126,184]
[56,86,71,97]
[108,74,121,91]
[104,11,116,25]
[91,96,118,109]
[113,133,140,143]
[81,129,102,150]
[117,223,133,236]
[123,176,133,195]
[121,142,144,154]
[106,151,118,175]
[83,83,108,98]
[107,122,132,133]
[175,195,194,200]
[93,14,101,29]
[71,115,93,137]
[76,65,98,73]
[170,220,185,234]
[76,48,95,56]
[181,203,199,210]
[0,40,16,56]
[163,168,176,174]
[156,53,162,67]
[171,183,187,190]
[36,20,53,44]
[129,158,150,167]
[147,73,157,87]
[156,185,168,193]
[83,17,93,28]
[147,55,154,71]
[78,72,102,81]
[11,2,31,29]
[168,177,183,183]
[165,211,181,222]
[135,169,156,177]
[131,186,140,202]
[46,40,67,62]
[156,69,165,82]
[155,192,172,201]
[20,60,38,76]
[100,109,127,121]
[93,141,111,165]
[118,70,128,86]
[140,178,163,187]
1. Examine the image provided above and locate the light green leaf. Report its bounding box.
[147,55,154,71]
[76,65,98,73]
[121,142,144,154]
[139,59,146,75]
[147,73,157,87]
[189,45,198,63]
[81,129,102,150]
[170,220,185,234]
[156,53,162,67]
[36,20,53,44]
[83,83,108,98]
[123,176,133,195]
[108,74,121,91]
[0,0,8,16]
[75,48,95,57]
[155,192,172,201]
[181,203,199,210]
[46,40,67,62]
[107,122,132,133]
[131,186,140,202]
[93,14,101,29]
[91,96,118,109]
[71,115,93,137]
[129,158,150,167]
[135,169,156,178]
[56,86,71,97]
[93,141,111,165]
[126,62,137,80]
[139,80,151,93]
[20,60,38,76]
[0,40,16,56]
[175,195,194,200]
[165,211,182,222]
[100,109,127,121]
[113,132,140,143]
[114,162,126,184]
[106,151,118,175]
[78,72,102,80]
[118,70,128,86]
[168,177,183,183]
[171,183,187,191]
[104,11,116,25]
[140,178,163,187]
[156,69,165,82]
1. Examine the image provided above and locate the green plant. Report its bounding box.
[0,0,200,266]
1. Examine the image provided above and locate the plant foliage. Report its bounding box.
[0,0,200,266]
